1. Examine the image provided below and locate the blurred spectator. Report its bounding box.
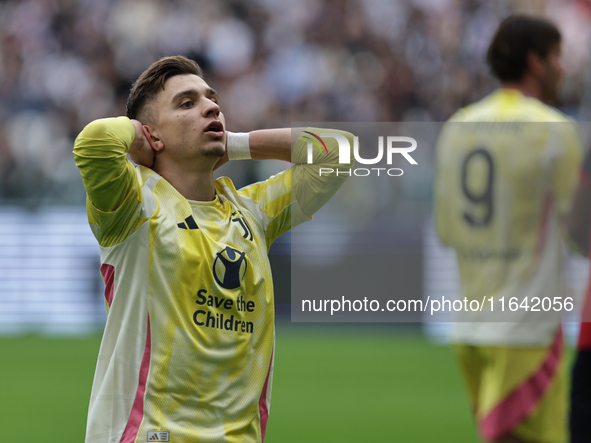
[0,0,590,204]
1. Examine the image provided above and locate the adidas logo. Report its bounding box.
[178,215,199,230]
[147,431,169,441]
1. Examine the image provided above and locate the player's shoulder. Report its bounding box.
[524,100,573,123]
[447,94,495,122]
[213,176,238,195]
[136,165,159,187]
[448,89,573,123]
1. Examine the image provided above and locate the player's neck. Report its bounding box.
[500,76,542,101]
[153,158,217,202]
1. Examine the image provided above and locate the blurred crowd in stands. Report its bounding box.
[0,0,590,204]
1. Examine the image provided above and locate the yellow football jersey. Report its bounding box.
[434,89,582,345]
[74,117,353,443]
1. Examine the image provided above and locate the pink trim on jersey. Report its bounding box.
[534,193,552,260]
[100,264,115,307]
[581,230,591,325]
[120,317,152,443]
[579,251,591,347]
[259,350,274,442]
[479,329,563,441]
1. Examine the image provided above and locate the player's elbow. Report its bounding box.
[74,119,110,160]
[75,119,111,146]
[74,117,132,165]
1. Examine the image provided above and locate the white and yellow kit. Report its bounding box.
[74,117,353,443]
[434,89,582,442]
[435,88,582,346]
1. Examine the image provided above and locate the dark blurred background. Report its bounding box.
[1,0,591,205]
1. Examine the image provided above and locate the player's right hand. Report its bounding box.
[129,119,156,168]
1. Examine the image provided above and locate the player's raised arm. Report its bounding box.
[224,127,354,246]
[73,116,148,212]
[228,127,354,212]
[249,128,292,162]
[232,128,354,207]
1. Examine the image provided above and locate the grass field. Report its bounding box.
[1,323,480,442]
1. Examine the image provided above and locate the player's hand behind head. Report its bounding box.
[129,119,157,168]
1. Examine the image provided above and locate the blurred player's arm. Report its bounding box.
[433,125,453,248]
[567,149,591,256]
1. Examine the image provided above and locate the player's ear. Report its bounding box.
[143,125,164,152]
[526,50,544,78]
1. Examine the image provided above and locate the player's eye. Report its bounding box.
[180,100,193,108]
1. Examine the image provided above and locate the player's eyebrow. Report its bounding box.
[205,88,220,103]
[172,87,220,104]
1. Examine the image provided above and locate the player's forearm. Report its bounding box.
[228,127,352,165]
[248,128,292,162]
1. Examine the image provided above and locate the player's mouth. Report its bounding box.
[204,121,224,137]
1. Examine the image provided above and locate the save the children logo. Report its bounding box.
[213,247,248,289]
[302,131,418,177]
[195,247,253,334]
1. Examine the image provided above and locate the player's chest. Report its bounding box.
[151,200,265,277]
[148,200,270,329]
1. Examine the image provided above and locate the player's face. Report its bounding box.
[152,74,226,164]
[539,44,564,105]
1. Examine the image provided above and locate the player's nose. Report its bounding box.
[202,98,220,118]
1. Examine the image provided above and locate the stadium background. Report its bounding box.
[1,0,591,441]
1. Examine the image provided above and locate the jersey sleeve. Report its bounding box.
[552,122,583,215]
[433,123,456,247]
[73,117,147,247]
[237,127,355,247]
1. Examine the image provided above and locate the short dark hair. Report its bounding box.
[487,15,561,82]
[126,55,204,121]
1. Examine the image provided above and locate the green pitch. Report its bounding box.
[0,325,479,442]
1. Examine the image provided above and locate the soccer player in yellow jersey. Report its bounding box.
[434,16,582,443]
[73,56,354,443]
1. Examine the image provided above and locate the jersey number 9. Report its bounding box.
[461,148,494,227]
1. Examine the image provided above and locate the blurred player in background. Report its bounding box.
[73,55,353,443]
[566,143,591,441]
[434,15,582,443]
